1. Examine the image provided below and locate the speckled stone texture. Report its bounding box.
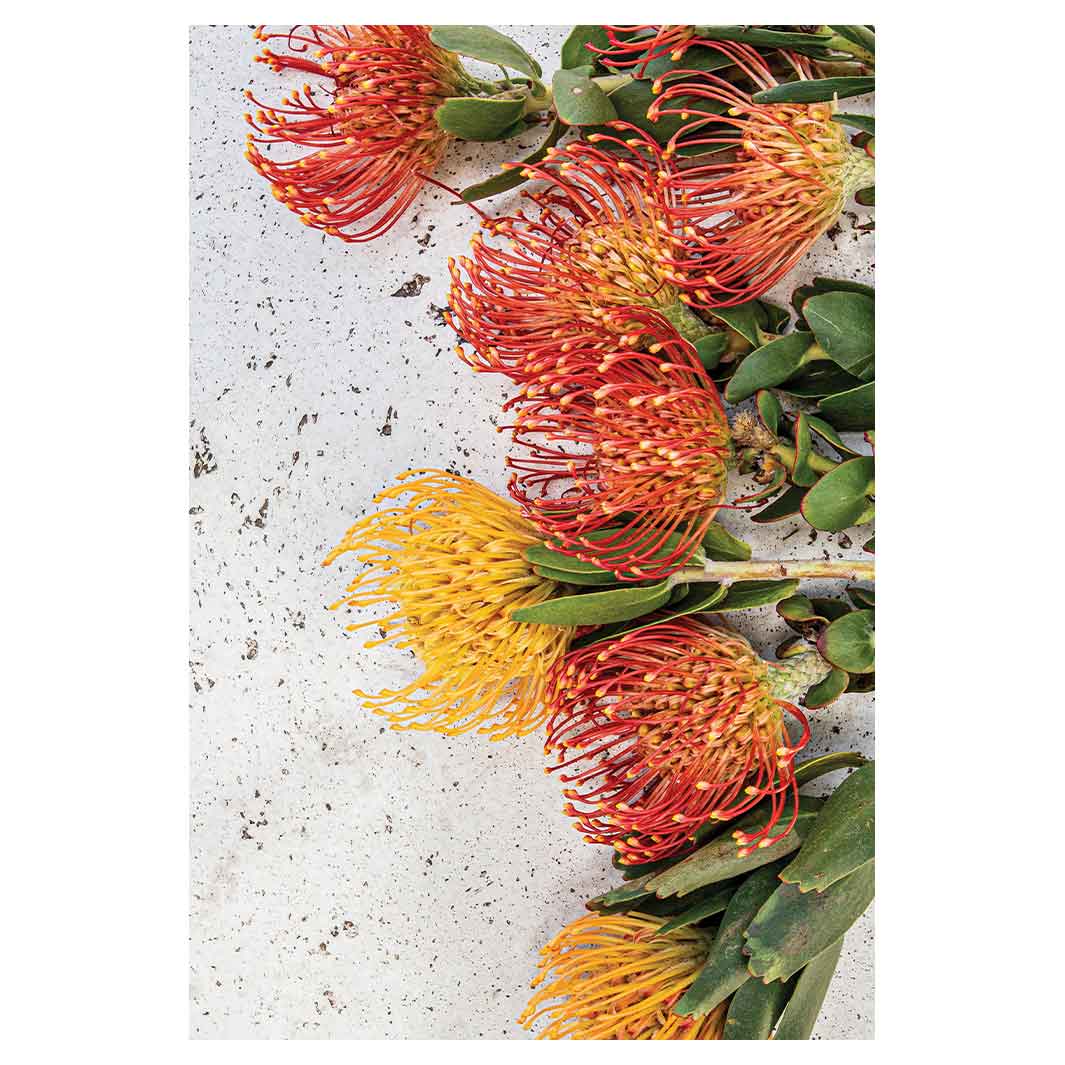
[190,25,874,1039]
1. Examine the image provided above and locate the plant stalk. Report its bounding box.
[675,558,874,586]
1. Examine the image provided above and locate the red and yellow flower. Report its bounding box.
[245,25,464,242]
[322,470,576,740]
[504,311,731,580]
[446,131,723,386]
[520,911,727,1039]
[543,616,818,865]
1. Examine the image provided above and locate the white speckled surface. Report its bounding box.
[190,25,874,1039]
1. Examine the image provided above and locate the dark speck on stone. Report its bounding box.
[391,274,430,298]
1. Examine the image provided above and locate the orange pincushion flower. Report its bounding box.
[520,911,727,1039]
[446,131,723,386]
[244,25,463,242]
[544,616,820,865]
[504,311,731,580]
[649,39,874,305]
[322,470,576,740]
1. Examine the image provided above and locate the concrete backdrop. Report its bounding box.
[190,25,874,1039]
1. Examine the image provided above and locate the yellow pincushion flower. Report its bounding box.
[322,470,576,740]
[520,912,728,1040]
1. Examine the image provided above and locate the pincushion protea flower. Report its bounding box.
[446,130,723,386]
[544,616,827,865]
[520,912,727,1039]
[648,39,874,305]
[322,470,575,740]
[244,25,464,242]
[505,311,730,580]
[590,25,698,75]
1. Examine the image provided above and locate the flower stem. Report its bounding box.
[766,650,832,702]
[675,558,875,585]
[660,301,715,345]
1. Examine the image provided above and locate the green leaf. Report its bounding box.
[753,77,875,104]
[794,751,869,788]
[435,97,525,141]
[818,609,875,674]
[510,578,672,626]
[790,414,818,488]
[781,763,874,893]
[647,799,822,899]
[568,583,727,650]
[744,861,875,983]
[756,389,784,436]
[552,66,618,125]
[725,332,812,403]
[803,667,850,709]
[532,564,616,587]
[818,381,875,431]
[752,485,807,524]
[429,26,541,79]
[691,26,834,51]
[803,292,874,382]
[828,25,876,55]
[642,43,739,81]
[705,303,763,346]
[701,522,751,562]
[716,580,801,612]
[780,363,864,400]
[855,185,875,206]
[560,25,611,69]
[723,974,795,1039]
[810,276,875,299]
[693,332,729,371]
[800,456,874,531]
[833,112,874,135]
[460,118,564,202]
[524,527,704,577]
[806,416,861,458]
[847,585,875,609]
[773,937,845,1039]
[587,875,654,912]
[673,862,787,1017]
[654,883,736,935]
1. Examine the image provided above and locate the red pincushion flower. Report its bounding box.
[589,25,699,75]
[446,130,723,386]
[244,25,464,242]
[504,309,730,580]
[543,616,816,865]
[647,39,874,305]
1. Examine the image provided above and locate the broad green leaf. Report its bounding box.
[723,974,795,1039]
[777,595,816,623]
[800,456,874,531]
[818,381,875,431]
[810,276,875,299]
[752,485,807,523]
[560,25,611,69]
[753,77,875,104]
[510,578,672,626]
[780,363,864,400]
[756,389,784,435]
[806,415,861,457]
[460,118,564,202]
[773,937,845,1039]
[745,861,875,983]
[654,883,736,935]
[803,292,874,382]
[803,667,850,709]
[647,799,822,898]
[828,25,876,55]
[791,414,818,488]
[552,66,618,125]
[833,112,874,135]
[430,26,542,79]
[693,332,729,371]
[705,303,763,346]
[435,97,525,141]
[642,43,738,81]
[794,751,868,788]
[818,609,875,673]
[855,185,875,206]
[725,332,812,402]
[532,564,616,586]
[587,875,654,912]
[847,585,875,609]
[781,763,874,893]
[673,862,787,1017]
[691,26,833,51]
[701,522,751,562]
[715,580,801,612]
[569,583,727,650]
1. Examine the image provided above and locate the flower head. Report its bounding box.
[505,313,730,580]
[544,616,814,864]
[649,39,874,304]
[446,131,722,385]
[322,470,575,739]
[244,25,463,242]
[520,911,727,1039]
